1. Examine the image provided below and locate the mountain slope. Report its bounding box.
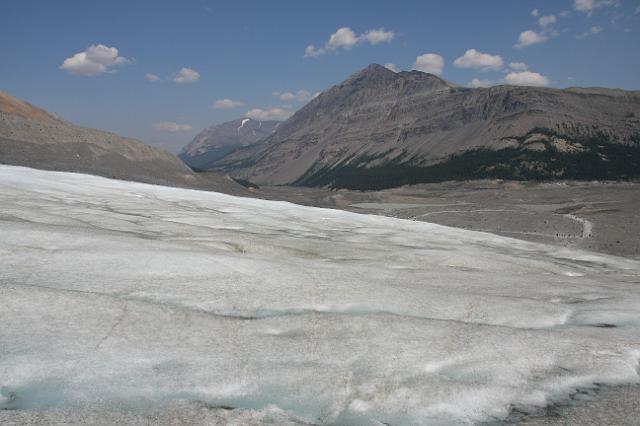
[0,91,246,194]
[0,91,62,124]
[211,64,640,189]
[179,118,280,169]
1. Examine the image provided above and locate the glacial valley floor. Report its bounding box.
[256,180,640,260]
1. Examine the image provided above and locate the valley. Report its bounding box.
[2,6,640,422]
[255,179,640,258]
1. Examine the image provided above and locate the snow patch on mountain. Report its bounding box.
[238,118,250,133]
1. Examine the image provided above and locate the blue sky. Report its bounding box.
[2,0,639,153]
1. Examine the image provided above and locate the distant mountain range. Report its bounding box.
[209,64,640,189]
[0,91,246,194]
[4,60,640,194]
[179,118,280,169]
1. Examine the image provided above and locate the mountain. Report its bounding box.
[0,91,65,124]
[179,118,280,169]
[0,91,246,194]
[210,64,640,189]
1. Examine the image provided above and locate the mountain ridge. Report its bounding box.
[179,117,280,169]
[0,91,63,124]
[0,91,247,194]
[208,63,640,188]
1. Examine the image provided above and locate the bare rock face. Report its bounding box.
[210,64,640,189]
[0,92,246,194]
[179,118,280,169]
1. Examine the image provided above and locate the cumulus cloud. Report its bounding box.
[504,71,551,86]
[384,62,399,72]
[509,62,529,71]
[305,45,322,57]
[152,121,193,132]
[145,73,160,82]
[213,99,244,109]
[515,30,548,48]
[327,27,359,50]
[272,89,311,102]
[538,15,557,28]
[576,25,603,38]
[574,0,617,13]
[304,27,395,57]
[59,44,130,76]
[412,53,444,75]
[245,107,293,121]
[361,28,395,45]
[453,49,503,71]
[468,78,492,88]
[173,67,200,84]
[531,8,540,17]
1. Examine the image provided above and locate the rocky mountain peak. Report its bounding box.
[342,63,401,88]
[209,63,640,188]
[334,64,457,97]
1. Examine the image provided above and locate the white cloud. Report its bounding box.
[145,73,160,82]
[361,28,395,45]
[59,44,130,76]
[509,62,529,71]
[559,10,572,17]
[538,15,557,28]
[468,78,492,88]
[327,27,359,50]
[305,45,323,57]
[412,53,444,75]
[173,67,200,84]
[576,25,603,38]
[304,27,395,57]
[574,0,617,13]
[213,99,244,109]
[272,89,311,102]
[504,71,551,87]
[453,49,503,71]
[531,8,539,17]
[245,107,293,121]
[384,62,399,72]
[515,30,548,48]
[152,121,193,132]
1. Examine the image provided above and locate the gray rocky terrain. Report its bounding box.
[256,180,640,259]
[0,91,247,195]
[211,64,640,188]
[179,118,280,169]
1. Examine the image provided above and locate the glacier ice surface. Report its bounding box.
[0,166,639,425]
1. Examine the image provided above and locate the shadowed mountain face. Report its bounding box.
[0,91,247,194]
[179,118,280,169]
[210,64,640,189]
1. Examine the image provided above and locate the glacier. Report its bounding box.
[0,165,639,425]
